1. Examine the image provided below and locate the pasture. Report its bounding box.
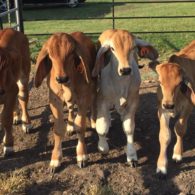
[0,1,195,194]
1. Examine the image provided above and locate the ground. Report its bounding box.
[0,66,195,195]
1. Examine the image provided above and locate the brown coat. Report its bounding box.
[0,28,31,156]
[34,32,96,170]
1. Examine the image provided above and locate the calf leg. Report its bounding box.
[157,111,171,177]
[13,99,20,125]
[172,116,188,162]
[122,114,137,167]
[66,102,75,136]
[49,97,65,171]
[96,102,110,154]
[2,86,18,156]
[17,79,32,133]
[74,107,88,168]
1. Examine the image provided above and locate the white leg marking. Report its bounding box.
[67,123,74,133]
[172,154,182,161]
[50,160,61,168]
[3,146,14,154]
[77,154,88,162]
[98,135,109,154]
[22,123,33,132]
[156,166,167,174]
[123,118,137,162]
[96,117,109,136]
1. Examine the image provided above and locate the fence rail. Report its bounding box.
[0,0,195,35]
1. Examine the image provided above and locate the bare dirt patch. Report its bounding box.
[1,67,195,195]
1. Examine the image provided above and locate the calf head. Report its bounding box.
[92,29,158,77]
[34,33,91,88]
[151,56,195,111]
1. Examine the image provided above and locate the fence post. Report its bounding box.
[112,0,115,29]
[15,0,24,32]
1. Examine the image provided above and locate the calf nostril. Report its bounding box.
[120,68,131,75]
[163,104,175,110]
[0,89,5,95]
[56,76,69,84]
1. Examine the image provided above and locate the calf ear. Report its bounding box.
[75,46,91,84]
[135,38,159,60]
[34,42,51,88]
[92,43,110,77]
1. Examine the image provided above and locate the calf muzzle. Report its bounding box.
[56,76,69,84]
[163,103,175,110]
[120,68,131,76]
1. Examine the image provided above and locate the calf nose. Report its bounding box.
[0,89,5,95]
[56,76,69,84]
[163,104,175,110]
[120,68,131,76]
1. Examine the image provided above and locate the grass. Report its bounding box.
[0,169,31,195]
[2,0,194,75]
[21,0,195,62]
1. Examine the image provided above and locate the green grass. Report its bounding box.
[5,0,189,71]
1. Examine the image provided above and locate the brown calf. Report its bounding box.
[0,28,31,156]
[150,40,195,179]
[34,32,96,171]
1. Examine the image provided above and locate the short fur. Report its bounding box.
[152,40,195,177]
[92,29,158,166]
[0,28,31,156]
[34,32,97,169]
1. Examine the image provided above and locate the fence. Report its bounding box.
[0,0,195,35]
[0,0,23,32]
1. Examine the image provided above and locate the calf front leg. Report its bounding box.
[49,97,65,172]
[157,110,171,178]
[172,116,188,163]
[74,109,87,168]
[66,101,75,136]
[122,114,137,167]
[17,79,32,133]
[96,102,110,154]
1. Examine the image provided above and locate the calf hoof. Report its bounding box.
[98,139,109,154]
[77,160,87,168]
[50,166,61,174]
[13,119,21,125]
[66,125,74,136]
[128,160,138,168]
[172,154,182,163]
[77,154,87,168]
[22,123,33,134]
[156,172,167,180]
[3,146,14,157]
[50,159,61,173]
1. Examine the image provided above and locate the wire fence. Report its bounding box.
[0,0,195,35]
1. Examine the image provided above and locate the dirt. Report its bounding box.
[1,67,195,195]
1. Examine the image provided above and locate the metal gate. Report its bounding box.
[0,0,23,32]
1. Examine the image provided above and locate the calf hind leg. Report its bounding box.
[172,117,188,163]
[75,110,88,168]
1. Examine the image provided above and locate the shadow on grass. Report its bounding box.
[23,2,125,21]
